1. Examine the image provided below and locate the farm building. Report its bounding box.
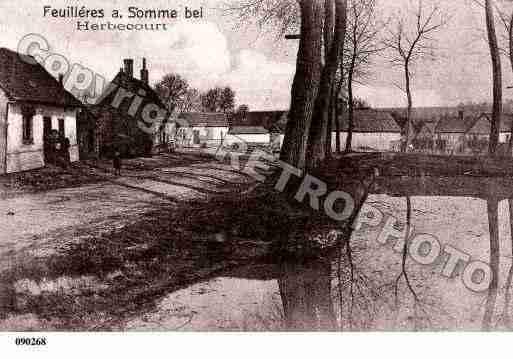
[176,112,229,147]
[93,58,169,158]
[411,120,437,151]
[434,112,473,153]
[470,113,513,143]
[333,110,402,151]
[464,113,513,155]
[224,126,271,148]
[228,110,288,149]
[0,47,82,174]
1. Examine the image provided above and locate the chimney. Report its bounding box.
[58,73,64,86]
[458,110,464,121]
[140,58,149,85]
[123,58,134,78]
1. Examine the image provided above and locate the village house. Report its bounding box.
[227,111,288,150]
[0,47,82,174]
[411,120,437,151]
[464,113,513,155]
[93,58,169,158]
[224,126,270,148]
[176,112,229,147]
[434,111,475,154]
[334,110,402,151]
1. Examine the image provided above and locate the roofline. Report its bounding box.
[10,97,82,109]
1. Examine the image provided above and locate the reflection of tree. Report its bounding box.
[502,199,513,327]
[395,196,418,304]
[483,198,500,330]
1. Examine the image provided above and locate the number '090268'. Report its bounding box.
[15,337,47,346]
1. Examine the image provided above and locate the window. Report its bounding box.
[58,118,65,138]
[22,112,33,144]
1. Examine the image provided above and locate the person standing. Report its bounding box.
[113,151,121,176]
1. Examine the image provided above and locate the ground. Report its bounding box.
[3,150,513,331]
[0,150,283,330]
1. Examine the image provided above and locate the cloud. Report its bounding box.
[225,50,295,110]
[355,85,443,108]
[152,21,231,86]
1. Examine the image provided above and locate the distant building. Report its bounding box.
[465,113,513,155]
[0,47,81,173]
[176,112,229,147]
[228,111,288,149]
[334,110,402,151]
[93,58,168,158]
[225,126,270,147]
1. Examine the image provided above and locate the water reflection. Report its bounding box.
[123,176,513,331]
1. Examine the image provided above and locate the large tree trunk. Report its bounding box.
[306,0,347,170]
[485,0,502,156]
[280,0,324,170]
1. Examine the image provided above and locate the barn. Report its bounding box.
[176,112,229,147]
[333,110,402,151]
[224,126,271,148]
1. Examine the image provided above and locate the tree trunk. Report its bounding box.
[334,64,345,154]
[280,0,324,170]
[326,85,335,157]
[483,198,500,330]
[345,55,356,152]
[485,0,502,156]
[403,63,413,153]
[508,13,513,156]
[306,0,347,170]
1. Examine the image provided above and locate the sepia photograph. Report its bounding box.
[1,0,513,356]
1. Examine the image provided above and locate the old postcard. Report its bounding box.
[0,0,512,355]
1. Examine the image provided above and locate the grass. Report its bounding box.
[0,163,103,194]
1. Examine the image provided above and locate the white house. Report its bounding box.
[224,126,271,147]
[333,110,402,151]
[176,112,229,147]
[0,48,81,174]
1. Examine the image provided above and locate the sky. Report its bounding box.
[0,0,512,110]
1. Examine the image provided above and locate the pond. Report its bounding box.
[121,175,513,331]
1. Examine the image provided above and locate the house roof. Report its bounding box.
[0,47,81,107]
[340,110,401,133]
[474,113,513,133]
[107,70,166,109]
[93,70,168,126]
[178,112,229,127]
[434,115,475,133]
[229,126,269,135]
[230,111,288,132]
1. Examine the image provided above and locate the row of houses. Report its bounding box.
[1,45,512,174]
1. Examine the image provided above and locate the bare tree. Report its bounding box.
[383,1,447,152]
[484,0,503,155]
[154,73,189,113]
[177,88,201,113]
[223,0,300,37]
[344,0,385,152]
